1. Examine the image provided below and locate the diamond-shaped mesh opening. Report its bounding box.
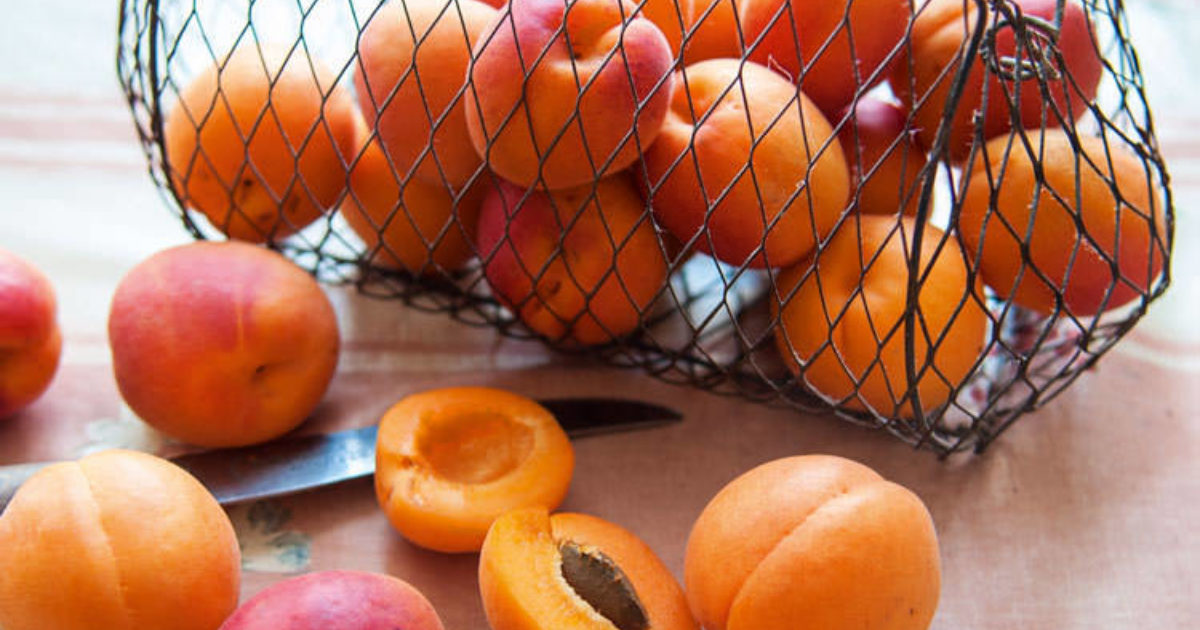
[117,0,1173,457]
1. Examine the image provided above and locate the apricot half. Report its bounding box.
[374,387,575,553]
[685,455,941,630]
[479,508,697,630]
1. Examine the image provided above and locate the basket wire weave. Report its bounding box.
[116,0,1173,456]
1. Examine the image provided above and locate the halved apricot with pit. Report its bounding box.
[479,508,697,630]
[374,387,575,553]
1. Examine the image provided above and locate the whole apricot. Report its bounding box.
[642,59,849,269]
[0,449,241,630]
[959,130,1166,316]
[164,43,359,241]
[739,0,912,115]
[340,117,482,275]
[892,0,1102,162]
[476,176,668,346]
[480,507,697,630]
[772,216,987,417]
[465,0,675,189]
[375,387,575,553]
[685,455,941,630]
[355,0,497,189]
[108,241,340,447]
[0,248,62,418]
[219,570,445,630]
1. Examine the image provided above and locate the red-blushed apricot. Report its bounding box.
[219,570,445,630]
[642,59,849,269]
[738,0,912,115]
[0,449,241,630]
[108,241,340,447]
[465,0,675,189]
[479,507,698,630]
[164,43,359,242]
[771,216,987,417]
[476,176,668,346]
[838,97,929,216]
[355,0,497,189]
[340,116,482,275]
[0,248,62,418]
[685,455,940,630]
[892,0,1102,162]
[959,130,1166,316]
[375,387,575,553]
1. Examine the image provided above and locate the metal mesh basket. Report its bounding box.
[116,0,1173,456]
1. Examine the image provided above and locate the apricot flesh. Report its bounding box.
[479,507,697,630]
[374,387,575,553]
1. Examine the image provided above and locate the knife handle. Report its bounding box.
[0,462,52,514]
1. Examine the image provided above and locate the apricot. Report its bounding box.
[0,248,62,418]
[838,97,929,216]
[375,387,575,553]
[219,570,445,630]
[164,43,359,242]
[355,0,497,189]
[685,455,940,630]
[465,0,675,189]
[476,176,668,346]
[771,216,987,417]
[340,117,482,275]
[892,0,1102,162]
[0,449,241,630]
[638,0,742,64]
[959,130,1166,316]
[479,507,697,630]
[738,0,912,115]
[642,59,849,269]
[108,241,340,447]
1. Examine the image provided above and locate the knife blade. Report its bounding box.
[0,397,681,514]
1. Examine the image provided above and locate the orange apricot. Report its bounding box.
[685,455,941,630]
[479,507,697,630]
[164,43,358,242]
[476,175,668,346]
[355,0,497,189]
[772,216,987,417]
[374,387,575,553]
[0,449,241,630]
[642,59,849,269]
[340,118,482,275]
[959,130,1166,316]
[892,0,1102,162]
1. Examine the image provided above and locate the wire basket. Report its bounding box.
[116,0,1173,456]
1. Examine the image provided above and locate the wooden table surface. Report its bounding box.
[2,1,1198,628]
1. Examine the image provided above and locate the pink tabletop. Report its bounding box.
[2,1,1198,628]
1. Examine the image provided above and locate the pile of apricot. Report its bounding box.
[160,0,1166,419]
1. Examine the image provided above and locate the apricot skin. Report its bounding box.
[0,248,62,418]
[164,44,358,242]
[685,455,941,630]
[108,241,340,447]
[0,449,241,630]
[219,570,445,630]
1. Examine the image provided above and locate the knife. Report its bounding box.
[0,397,681,514]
